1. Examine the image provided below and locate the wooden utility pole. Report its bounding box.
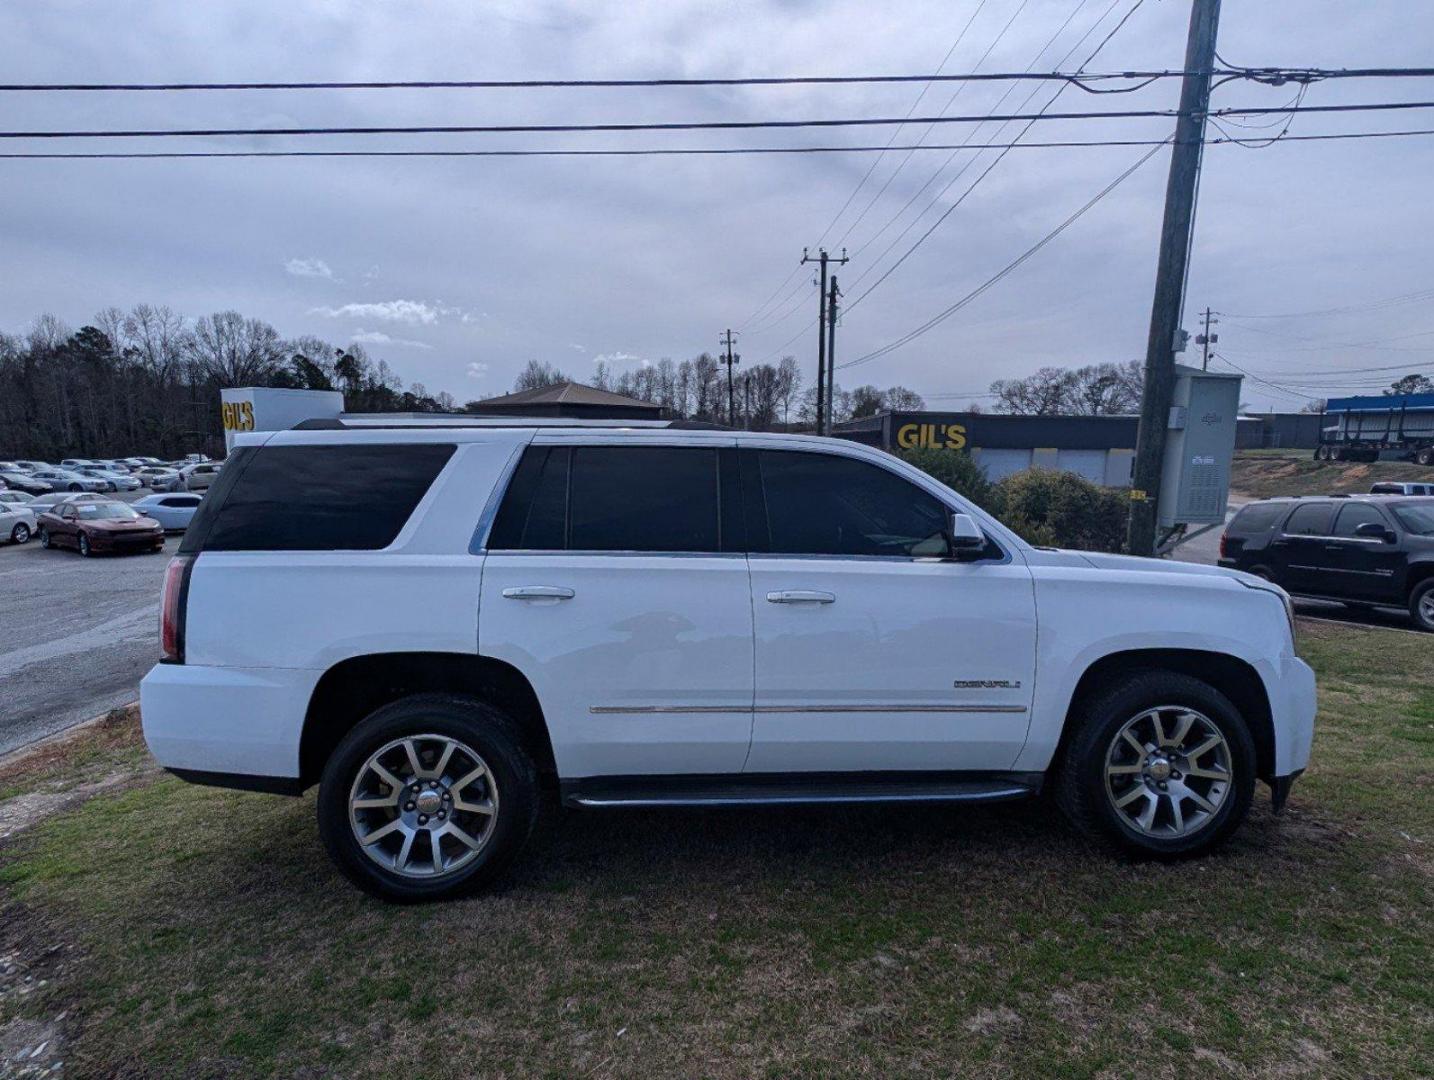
[802,247,847,435]
[1197,306,1218,370]
[1126,0,1222,556]
[719,329,739,427]
[825,275,840,435]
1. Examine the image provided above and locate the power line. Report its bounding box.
[839,139,1168,370]
[1215,287,1434,320]
[6,100,1434,140]
[4,67,1431,93]
[844,0,1147,311]
[3,127,1429,160]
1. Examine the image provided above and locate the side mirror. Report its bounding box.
[947,512,986,557]
[1354,521,1396,542]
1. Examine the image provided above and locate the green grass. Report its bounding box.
[0,623,1430,1077]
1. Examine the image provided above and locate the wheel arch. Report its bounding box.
[300,651,556,789]
[1056,648,1276,781]
[1406,559,1434,597]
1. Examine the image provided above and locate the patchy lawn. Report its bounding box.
[0,623,1429,1078]
[1231,452,1434,500]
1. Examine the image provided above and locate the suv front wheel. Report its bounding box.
[1056,672,1256,857]
[318,694,541,902]
[1411,579,1434,632]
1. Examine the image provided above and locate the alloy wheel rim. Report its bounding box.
[1420,592,1434,626]
[348,733,498,879]
[1103,706,1232,839]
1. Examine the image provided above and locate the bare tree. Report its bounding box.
[512,359,569,392]
[990,366,1078,415]
[775,355,802,426]
[186,311,285,386]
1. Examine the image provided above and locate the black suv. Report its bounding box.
[1219,496,1434,631]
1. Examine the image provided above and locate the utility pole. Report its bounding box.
[801,246,848,435]
[1126,0,1222,557]
[719,329,739,428]
[825,275,840,435]
[1197,306,1219,370]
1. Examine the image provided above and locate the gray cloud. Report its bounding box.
[285,257,335,280]
[350,329,434,349]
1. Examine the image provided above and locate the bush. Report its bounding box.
[896,447,995,509]
[994,468,1130,553]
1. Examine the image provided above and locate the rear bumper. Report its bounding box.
[140,662,320,781]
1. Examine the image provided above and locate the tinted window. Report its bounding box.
[489,446,723,553]
[1334,503,1388,537]
[1393,504,1434,535]
[755,450,952,558]
[1229,502,1287,533]
[181,443,454,553]
[1283,503,1334,536]
[1369,484,1402,494]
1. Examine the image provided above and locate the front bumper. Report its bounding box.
[141,662,322,780]
[90,530,164,551]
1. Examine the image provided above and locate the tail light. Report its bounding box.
[160,555,194,663]
[1218,532,1229,559]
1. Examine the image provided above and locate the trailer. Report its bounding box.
[1315,393,1434,466]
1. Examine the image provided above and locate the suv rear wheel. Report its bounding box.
[317,694,540,902]
[1056,671,1256,857]
[1410,579,1434,632]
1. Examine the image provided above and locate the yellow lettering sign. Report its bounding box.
[896,422,967,450]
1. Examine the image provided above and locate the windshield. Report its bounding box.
[75,503,141,520]
[1392,504,1434,535]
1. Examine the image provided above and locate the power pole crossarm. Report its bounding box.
[1127,0,1222,557]
[801,246,848,435]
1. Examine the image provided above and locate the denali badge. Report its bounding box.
[953,679,1022,689]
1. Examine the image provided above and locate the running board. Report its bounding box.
[561,771,1043,809]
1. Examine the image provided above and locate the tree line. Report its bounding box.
[512,357,924,428]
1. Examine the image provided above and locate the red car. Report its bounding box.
[36,499,165,556]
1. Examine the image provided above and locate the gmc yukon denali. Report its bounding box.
[142,420,1316,901]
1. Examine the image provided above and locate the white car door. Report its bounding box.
[741,447,1037,774]
[478,439,755,779]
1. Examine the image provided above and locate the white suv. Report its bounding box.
[141,420,1316,901]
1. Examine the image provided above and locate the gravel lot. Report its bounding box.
[0,492,174,756]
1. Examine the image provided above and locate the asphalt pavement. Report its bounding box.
[0,493,173,756]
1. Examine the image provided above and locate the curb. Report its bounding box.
[0,701,139,772]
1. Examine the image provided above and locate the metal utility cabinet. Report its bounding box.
[1158,365,1242,529]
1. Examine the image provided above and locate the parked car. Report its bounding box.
[27,492,102,518]
[1220,495,1434,630]
[181,462,222,491]
[75,465,142,492]
[0,490,37,509]
[132,492,202,533]
[60,458,101,470]
[142,422,1316,902]
[133,456,166,467]
[1,502,36,544]
[0,470,52,495]
[135,466,183,492]
[36,499,164,556]
[1369,481,1434,497]
[12,461,51,473]
[0,460,26,473]
[26,468,108,493]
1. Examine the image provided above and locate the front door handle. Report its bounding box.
[502,585,575,600]
[767,590,836,604]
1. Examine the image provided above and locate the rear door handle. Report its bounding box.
[767,590,836,604]
[502,586,575,600]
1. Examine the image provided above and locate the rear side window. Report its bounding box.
[1228,502,1287,533]
[1282,503,1334,536]
[488,445,735,553]
[181,443,454,552]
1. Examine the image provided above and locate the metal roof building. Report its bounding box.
[468,381,668,420]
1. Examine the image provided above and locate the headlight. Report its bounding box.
[1240,578,1298,655]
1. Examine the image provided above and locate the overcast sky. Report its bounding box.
[4,0,1433,412]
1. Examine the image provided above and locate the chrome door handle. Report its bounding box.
[766,590,836,604]
[502,586,575,600]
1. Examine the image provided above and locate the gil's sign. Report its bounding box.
[896,422,967,450]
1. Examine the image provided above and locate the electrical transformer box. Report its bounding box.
[1157,364,1243,528]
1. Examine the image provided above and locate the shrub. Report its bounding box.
[896,447,995,509]
[994,468,1130,553]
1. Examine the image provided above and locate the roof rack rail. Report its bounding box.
[287,415,686,432]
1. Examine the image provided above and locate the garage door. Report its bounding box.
[1056,449,1108,485]
[975,448,1032,482]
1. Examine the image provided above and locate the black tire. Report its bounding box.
[1247,564,1274,583]
[78,533,91,557]
[317,694,541,903]
[1055,671,1256,858]
[1410,579,1434,633]
[67,483,81,492]
[10,523,29,544]
[1312,447,1323,461]
[1417,447,1434,468]
[37,527,50,549]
